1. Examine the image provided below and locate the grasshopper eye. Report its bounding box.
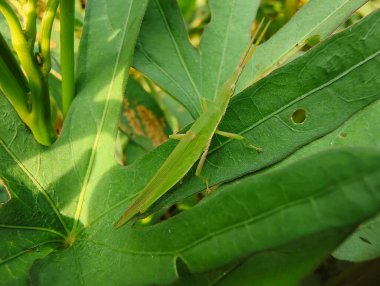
[229,84,236,95]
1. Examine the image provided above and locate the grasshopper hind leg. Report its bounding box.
[195,147,209,176]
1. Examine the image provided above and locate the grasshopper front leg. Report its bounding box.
[216,130,263,152]
[195,129,262,178]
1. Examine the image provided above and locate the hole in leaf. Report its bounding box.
[291,109,306,124]
[0,178,11,206]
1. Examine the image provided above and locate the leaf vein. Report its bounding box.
[0,138,69,233]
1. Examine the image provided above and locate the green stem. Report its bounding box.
[28,76,57,145]
[0,32,29,116]
[22,0,37,52]
[0,32,30,94]
[0,0,56,145]
[59,0,75,117]
[0,57,29,118]
[39,0,59,76]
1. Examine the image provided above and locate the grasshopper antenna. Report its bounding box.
[235,18,271,84]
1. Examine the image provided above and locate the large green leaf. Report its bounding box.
[133,0,260,117]
[0,0,148,284]
[136,9,380,215]
[31,147,380,285]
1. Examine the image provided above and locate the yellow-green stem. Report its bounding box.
[0,32,30,94]
[60,0,75,117]
[28,77,57,145]
[0,58,29,118]
[39,0,59,76]
[0,0,56,145]
[22,0,37,52]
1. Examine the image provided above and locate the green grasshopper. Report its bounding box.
[115,20,270,228]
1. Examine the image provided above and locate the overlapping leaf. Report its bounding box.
[31,147,380,285]
[139,9,380,214]
[173,231,350,286]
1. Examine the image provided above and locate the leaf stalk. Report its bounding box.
[39,0,59,76]
[22,0,37,52]
[59,0,75,117]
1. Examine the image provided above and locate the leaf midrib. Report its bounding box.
[0,224,67,238]
[71,3,133,233]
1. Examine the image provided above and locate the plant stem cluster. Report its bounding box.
[0,0,75,145]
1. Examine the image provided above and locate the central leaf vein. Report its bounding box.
[71,3,133,233]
